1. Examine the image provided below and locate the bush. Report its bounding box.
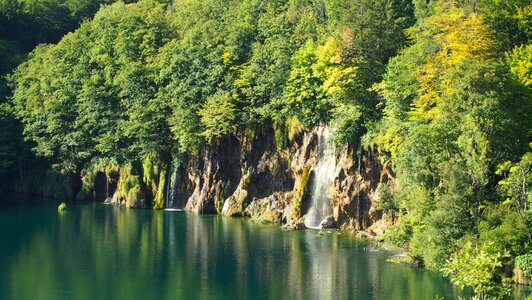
[286,116,304,142]
[409,206,472,270]
[515,254,532,279]
[478,207,532,257]
[273,120,288,150]
[198,92,236,142]
[77,167,98,201]
[152,169,166,210]
[383,217,412,248]
[117,166,139,201]
[377,183,397,214]
[442,242,510,300]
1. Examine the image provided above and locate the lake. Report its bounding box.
[0,203,518,299]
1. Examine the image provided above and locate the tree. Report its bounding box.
[506,44,532,88]
[198,92,237,142]
[0,0,140,194]
[479,0,531,52]
[0,0,135,50]
[497,149,532,212]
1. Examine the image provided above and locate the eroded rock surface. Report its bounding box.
[167,125,396,232]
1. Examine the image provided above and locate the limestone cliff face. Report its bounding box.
[330,143,396,232]
[169,125,395,232]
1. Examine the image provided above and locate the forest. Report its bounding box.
[1,0,531,298]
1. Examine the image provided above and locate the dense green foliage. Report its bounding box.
[373,0,531,276]
[8,0,415,165]
[442,242,510,299]
[516,253,532,279]
[0,0,138,193]
[371,0,531,293]
[2,0,532,293]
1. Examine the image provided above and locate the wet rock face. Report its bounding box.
[173,125,395,232]
[282,218,307,230]
[320,216,335,229]
[183,134,242,213]
[330,144,393,230]
[245,192,291,223]
[89,172,117,203]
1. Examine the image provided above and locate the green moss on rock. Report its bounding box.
[292,165,311,220]
[58,202,67,212]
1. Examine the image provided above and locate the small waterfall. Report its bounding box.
[304,126,337,229]
[111,189,118,203]
[104,189,118,204]
[168,166,179,208]
[103,174,115,204]
[165,161,172,209]
[221,196,231,215]
[164,159,183,211]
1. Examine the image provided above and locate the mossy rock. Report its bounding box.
[286,116,304,141]
[292,165,311,220]
[152,169,167,210]
[58,202,67,212]
[126,185,145,208]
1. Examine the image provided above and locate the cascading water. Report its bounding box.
[165,161,172,208]
[104,174,117,204]
[304,126,337,229]
[164,160,183,211]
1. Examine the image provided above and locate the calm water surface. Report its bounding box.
[0,203,526,300]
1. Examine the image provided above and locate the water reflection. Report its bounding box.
[0,204,528,299]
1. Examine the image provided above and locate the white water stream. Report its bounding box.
[304,126,337,229]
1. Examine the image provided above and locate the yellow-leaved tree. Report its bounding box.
[410,1,494,120]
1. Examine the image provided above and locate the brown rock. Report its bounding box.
[166,124,396,233]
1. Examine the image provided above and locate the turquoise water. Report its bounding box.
[0,203,524,299]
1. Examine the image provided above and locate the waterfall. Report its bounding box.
[168,166,178,208]
[164,159,183,211]
[304,126,337,229]
[165,161,172,209]
[221,196,231,215]
[104,174,114,204]
[104,189,118,204]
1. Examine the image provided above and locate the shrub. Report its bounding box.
[152,169,166,209]
[377,183,397,214]
[273,120,288,150]
[286,116,304,141]
[383,217,412,248]
[515,254,532,278]
[478,207,532,257]
[442,242,510,300]
[57,202,67,212]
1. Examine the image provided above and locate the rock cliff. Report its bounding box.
[165,125,395,232]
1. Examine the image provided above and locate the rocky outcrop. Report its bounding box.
[167,124,396,232]
[329,144,396,230]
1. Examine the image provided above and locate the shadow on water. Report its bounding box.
[0,203,529,300]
